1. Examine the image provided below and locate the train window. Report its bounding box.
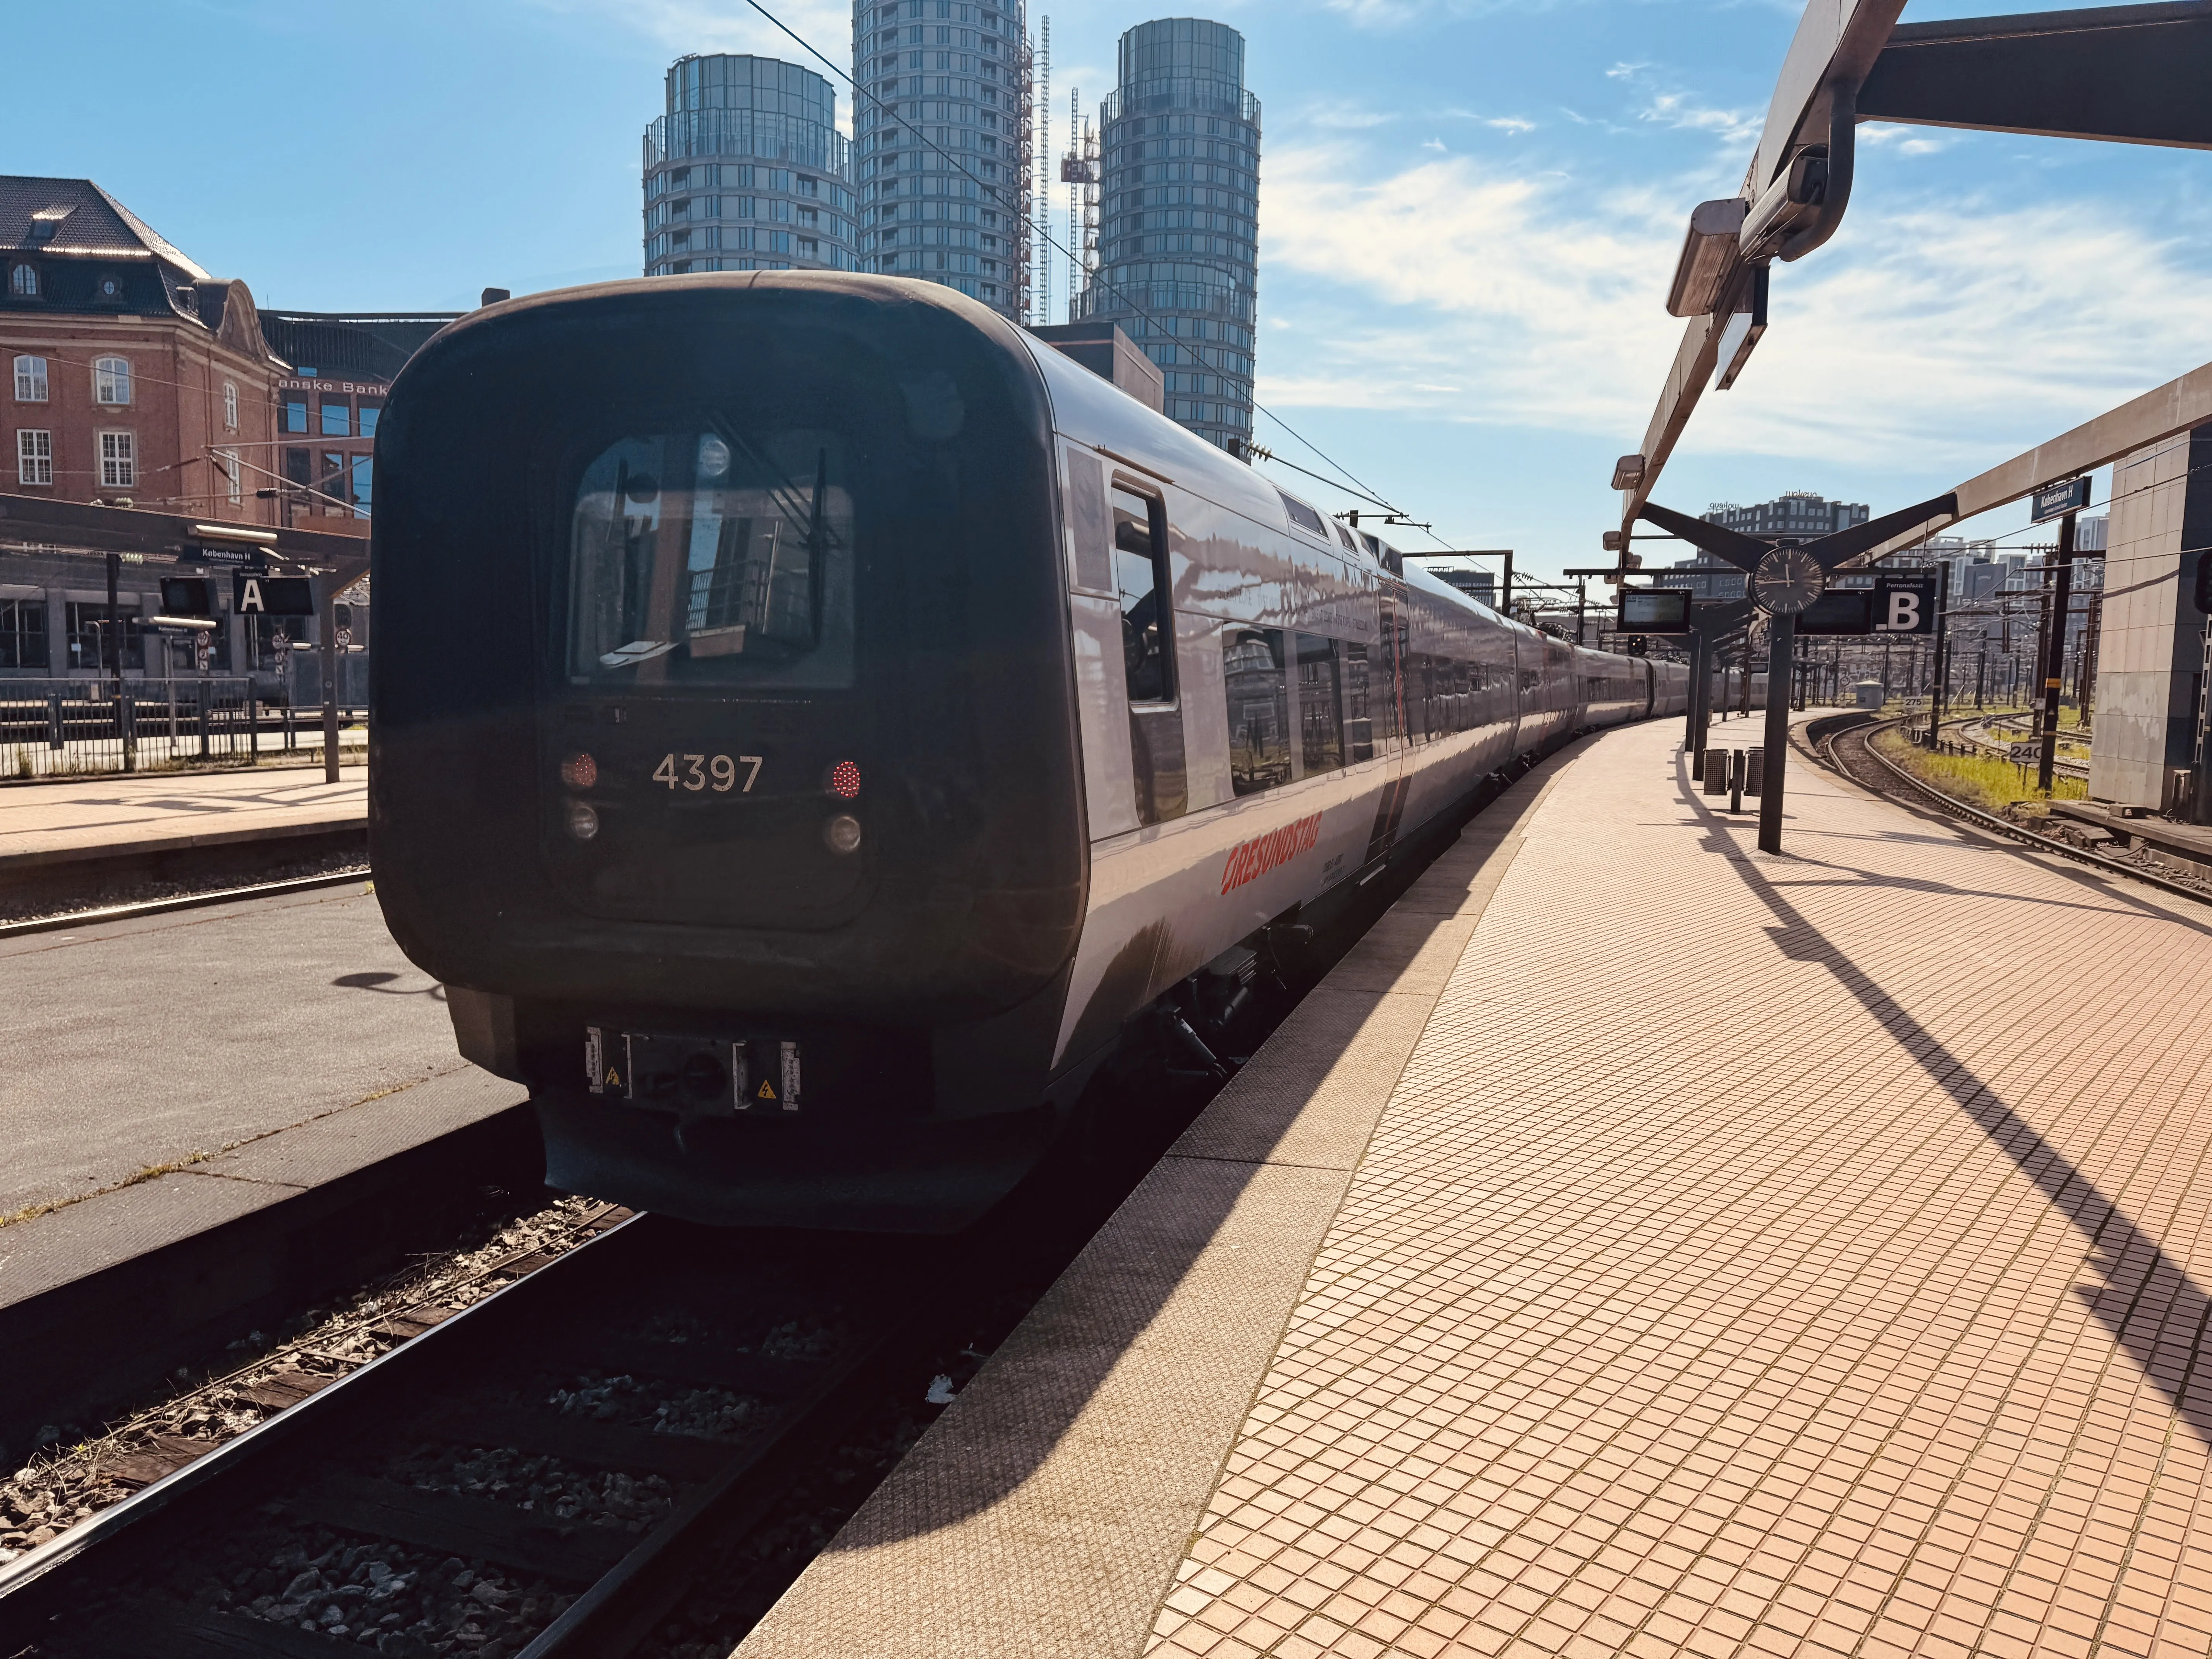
[1112,485,1172,704]
[1278,490,1326,539]
[567,427,855,690]
[1224,627,1290,796]
[1297,634,1343,773]
[1063,447,1111,592]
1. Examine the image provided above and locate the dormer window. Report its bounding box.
[94,356,131,405]
[6,264,34,298]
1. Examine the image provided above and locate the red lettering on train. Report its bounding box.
[1220,811,1324,895]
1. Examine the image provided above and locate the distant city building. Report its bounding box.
[1,176,284,524]
[0,177,359,688]
[644,56,857,277]
[1075,17,1259,453]
[1426,567,1496,607]
[1704,490,1869,542]
[258,312,459,531]
[852,0,1033,317]
[1654,553,1745,601]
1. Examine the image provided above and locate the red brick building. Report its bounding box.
[2,177,287,524]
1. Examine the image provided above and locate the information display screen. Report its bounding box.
[1617,588,1692,633]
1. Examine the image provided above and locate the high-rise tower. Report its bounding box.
[851,0,1035,319]
[1076,18,1259,452]
[642,55,858,277]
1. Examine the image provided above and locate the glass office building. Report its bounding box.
[1075,18,1259,452]
[851,0,1034,318]
[642,56,858,276]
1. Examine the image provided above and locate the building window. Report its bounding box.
[769,230,792,254]
[222,381,238,430]
[8,263,35,297]
[16,429,52,485]
[351,455,372,516]
[284,397,308,433]
[67,601,144,670]
[0,598,48,669]
[93,357,131,405]
[13,356,47,402]
[321,450,348,514]
[357,402,381,439]
[798,238,819,259]
[216,447,241,505]
[321,400,350,436]
[98,430,136,488]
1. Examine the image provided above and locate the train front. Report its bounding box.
[368,274,1088,1231]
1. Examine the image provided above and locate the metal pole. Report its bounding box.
[319,580,341,784]
[1928,561,1951,745]
[1759,615,1793,854]
[1500,552,1512,620]
[2038,513,2078,792]
[1684,630,1707,758]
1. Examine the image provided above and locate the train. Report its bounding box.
[367,273,1690,1232]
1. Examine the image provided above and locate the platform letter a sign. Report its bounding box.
[1883,590,1920,632]
[237,578,265,613]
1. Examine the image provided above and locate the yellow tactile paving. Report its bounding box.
[1145,722,2212,1659]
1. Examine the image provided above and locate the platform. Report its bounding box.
[0,881,531,1460]
[739,718,2212,1659]
[0,765,366,876]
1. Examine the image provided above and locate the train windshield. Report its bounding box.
[567,425,856,690]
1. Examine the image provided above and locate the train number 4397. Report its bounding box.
[652,753,762,793]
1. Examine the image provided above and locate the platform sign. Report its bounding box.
[232,574,315,617]
[1872,572,1938,634]
[2031,477,2092,524]
[1617,587,1692,633]
[1794,587,1874,635]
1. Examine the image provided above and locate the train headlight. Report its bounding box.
[567,800,601,841]
[823,813,862,855]
[561,751,598,789]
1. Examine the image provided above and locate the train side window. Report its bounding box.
[1224,627,1290,795]
[1297,634,1343,772]
[1063,447,1112,592]
[1111,484,1172,704]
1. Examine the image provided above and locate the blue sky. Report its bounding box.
[15,1,2211,589]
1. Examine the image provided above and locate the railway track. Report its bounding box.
[1804,713,2212,908]
[0,1209,943,1657]
[0,867,373,940]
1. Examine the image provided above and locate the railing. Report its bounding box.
[1102,84,1261,124]
[0,679,367,781]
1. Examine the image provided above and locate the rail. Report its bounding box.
[1803,713,2212,908]
[0,1211,933,1656]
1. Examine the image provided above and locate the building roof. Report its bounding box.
[0,176,211,279]
[259,312,464,385]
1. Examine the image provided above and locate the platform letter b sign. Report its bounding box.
[1883,589,1920,632]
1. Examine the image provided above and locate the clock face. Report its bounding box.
[1752,546,1826,616]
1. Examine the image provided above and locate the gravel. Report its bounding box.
[0,1194,617,1565]
[384,1441,676,1534]
[220,1529,574,1656]
[544,1374,767,1442]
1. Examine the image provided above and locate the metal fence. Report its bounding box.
[0,679,366,781]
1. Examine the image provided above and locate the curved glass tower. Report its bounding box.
[642,55,857,276]
[851,0,1034,319]
[1075,18,1259,452]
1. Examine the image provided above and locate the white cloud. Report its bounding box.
[1254,139,2212,477]
[1486,116,1536,135]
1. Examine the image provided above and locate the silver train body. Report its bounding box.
[369,275,1690,1231]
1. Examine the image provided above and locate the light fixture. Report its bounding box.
[823,813,862,855]
[561,751,598,789]
[827,759,861,799]
[567,800,599,840]
[1666,198,1748,318]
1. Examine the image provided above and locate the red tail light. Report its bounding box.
[561,751,598,789]
[828,760,861,799]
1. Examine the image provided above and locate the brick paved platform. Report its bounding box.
[739,718,2212,1659]
[0,766,364,873]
